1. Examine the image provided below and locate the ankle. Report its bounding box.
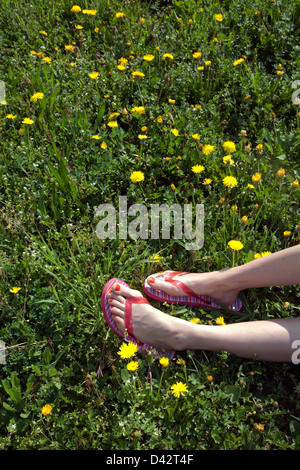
[217,267,243,293]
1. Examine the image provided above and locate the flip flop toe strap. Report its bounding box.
[164,271,213,306]
[164,271,198,297]
[125,296,150,337]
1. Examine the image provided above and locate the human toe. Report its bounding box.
[111,282,143,298]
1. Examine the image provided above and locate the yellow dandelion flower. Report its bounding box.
[30,92,44,102]
[127,361,139,372]
[76,25,83,29]
[215,14,224,21]
[192,164,205,174]
[107,121,118,127]
[176,358,186,365]
[261,251,272,257]
[157,116,163,124]
[117,64,126,71]
[190,318,200,324]
[252,173,262,182]
[148,253,162,263]
[117,341,139,359]
[39,30,47,35]
[277,168,285,178]
[65,44,74,51]
[82,9,97,15]
[162,53,174,60]
[233,58,244,66]
[138,134,148,139]
[283,230,291,237]
[197,66,204,71]
[192,133,200,140]
[10,287,21,294]
[203,178,212,185]
[241,215,248,224]
[143,54,155,62]
[292,179,299,187]
[22,118,34,125]
[6,114,17,119]
[115,12,125,18]
[131,71,145,78]
[171,381,188,398]
[100,142,107,149]
[216,316,226,325]
[130,171,144,183]
[159,357,169,367]
[89,72,99,79]
[228,240,244,251]
[71,5,81,12]
[171,129,179,136]
[223,155,232,163]
[203,144,215,155]
[223,176,238,188]
[42,404,52,416]
[109,112,120,120]
[132,106,145,114]
[193,52,202,59]
[42,57,52,63]
[223,141,236,153]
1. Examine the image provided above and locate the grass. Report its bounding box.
[0,0,300,450]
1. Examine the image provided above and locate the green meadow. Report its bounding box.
[0,0,299,450]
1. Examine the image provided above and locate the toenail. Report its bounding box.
[115,284,120,291]
[149,277,155,283]
[109,299,113,303]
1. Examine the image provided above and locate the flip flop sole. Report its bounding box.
[101,278,176,359]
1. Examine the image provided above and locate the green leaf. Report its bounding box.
[3,402,16,411]
[42,346,52,364]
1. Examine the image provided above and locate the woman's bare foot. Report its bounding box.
[107,282,194,352]
[145,270,240,307]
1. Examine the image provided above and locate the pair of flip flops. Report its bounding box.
[101,271,243,359]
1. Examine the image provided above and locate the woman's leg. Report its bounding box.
[145,245,300,306]
[108,283,300,362]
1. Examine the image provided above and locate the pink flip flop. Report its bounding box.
[101,278,176,359]
[143,271,243,311]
